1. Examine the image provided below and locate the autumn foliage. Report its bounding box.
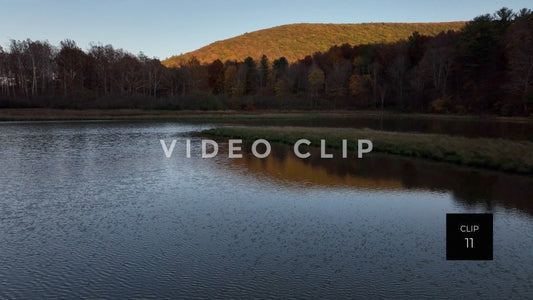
[0,8,531,115]
[163,22,466,66]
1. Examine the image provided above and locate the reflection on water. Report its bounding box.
[225,143,533,215]
[0,121,532,299]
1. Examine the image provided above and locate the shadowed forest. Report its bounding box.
[0,8,531,115]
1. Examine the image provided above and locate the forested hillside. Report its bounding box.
[0,8,531,115]
[163,22,466,66]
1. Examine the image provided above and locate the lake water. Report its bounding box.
[0,121,532,299]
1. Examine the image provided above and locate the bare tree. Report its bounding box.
[56,39,87,96]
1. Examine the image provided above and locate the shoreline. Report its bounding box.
[0,108,531,123]
[201,126,533,175]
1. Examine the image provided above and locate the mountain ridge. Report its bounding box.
[163,21,466,66]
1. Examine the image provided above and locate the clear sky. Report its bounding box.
[0,0,531,59]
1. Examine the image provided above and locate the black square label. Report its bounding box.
[446,213,493,260]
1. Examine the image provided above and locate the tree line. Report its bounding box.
[0,7,531,115]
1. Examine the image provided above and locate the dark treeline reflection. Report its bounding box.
[0,8,532,115]
[220,143,533,215]
[234,115,533,140]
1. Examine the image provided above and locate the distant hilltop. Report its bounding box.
[163,22,466,66]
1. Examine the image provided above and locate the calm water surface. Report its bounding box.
[0,121,531,299]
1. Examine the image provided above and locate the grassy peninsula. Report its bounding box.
[202,126,533,174]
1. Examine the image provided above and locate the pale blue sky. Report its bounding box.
[0,0,531,59]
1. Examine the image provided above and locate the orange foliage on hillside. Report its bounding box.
[163,22,466,66]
